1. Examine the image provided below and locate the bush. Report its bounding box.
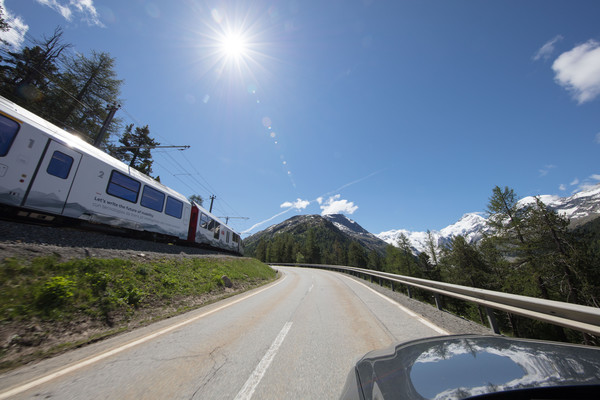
[124,286,144,307]
[36,276,75,310]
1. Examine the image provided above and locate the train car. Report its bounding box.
[191,206,243,254]
[0,96,243,255]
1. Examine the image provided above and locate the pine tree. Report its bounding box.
[255,238,267,262]
[367,250,383,271]
[188,194,204,207]
[0,27,71,117]
[108,124,158,176]
[525,197,581,303]
[52,51,122,142]
[396,232,416,276]
[304,228,321,264]
[348,241,367,267]
[486,186,550,299]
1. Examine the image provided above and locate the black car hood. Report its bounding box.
[345,335,600,400]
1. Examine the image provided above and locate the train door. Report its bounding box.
[23,140,82,214]
[187,204,199,242]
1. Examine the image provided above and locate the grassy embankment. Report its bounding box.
[0,255,276,371]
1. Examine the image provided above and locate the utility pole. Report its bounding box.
[209,195,216,213]
[93,102,120,147]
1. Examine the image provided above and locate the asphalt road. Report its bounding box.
[0,267,448,399]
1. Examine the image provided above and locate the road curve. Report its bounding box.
[0,267,447,399]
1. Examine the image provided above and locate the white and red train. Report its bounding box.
[0,96,243,255]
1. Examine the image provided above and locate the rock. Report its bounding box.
[221,275,233,288]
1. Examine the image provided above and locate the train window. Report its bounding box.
[214,223,221,239]
[0,114,20,157]
[200,213,210,229]
[207,218,216,231]
[46,151,73,179]
[226,231,230,243]
[140,185,165,212]
[165,196,183,219]
[107,170,140,203]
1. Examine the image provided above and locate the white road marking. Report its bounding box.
[234,321,293,400]
[0,276,287,400]
[342,275,450,335]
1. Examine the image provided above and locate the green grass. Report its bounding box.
[0,255,276,323]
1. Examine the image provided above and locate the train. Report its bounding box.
[0,96,243,255]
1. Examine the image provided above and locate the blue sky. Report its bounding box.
[1,0,599,237]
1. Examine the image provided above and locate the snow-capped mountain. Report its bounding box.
[322,213,371,236]
[518,185,600,225]
[377,212,492,255]
[377,184,600,254]
[322,214,388,253]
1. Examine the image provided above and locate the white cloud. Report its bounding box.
[559,184,566,191]
[552,40,600,104]
[316,197,323,204]
[280,198,310,210]
[533,35,563,61]
[570,178,580,186]
[36,0,72,19]
[319,194,358,216]
[35,0,103,27]
[538,164,555,177]
[0,0,29,50]
[570,174,600,194]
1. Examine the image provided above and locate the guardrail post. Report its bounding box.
[486,307,500,334]
[391,281,395,292]
[407,286,412,298]
[379,277,382,286]
[434,294,443,310]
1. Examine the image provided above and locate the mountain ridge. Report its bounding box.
[243,184,600,258]
[376,184,600,254]
[243,213,389,257]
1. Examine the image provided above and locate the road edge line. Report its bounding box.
[341,274,450,335]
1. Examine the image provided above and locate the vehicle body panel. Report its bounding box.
[341,335,600,400]
[23,140,82,214]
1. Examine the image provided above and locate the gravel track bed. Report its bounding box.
[0,220,230,261]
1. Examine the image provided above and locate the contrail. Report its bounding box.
[324,168,387,197]
[242,207,294,234]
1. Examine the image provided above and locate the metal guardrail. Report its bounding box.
[270,263,600,336]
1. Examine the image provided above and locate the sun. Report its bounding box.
[219,32,248,59]
[189,7,274,84]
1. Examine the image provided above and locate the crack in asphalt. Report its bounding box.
[190,346,228,399]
